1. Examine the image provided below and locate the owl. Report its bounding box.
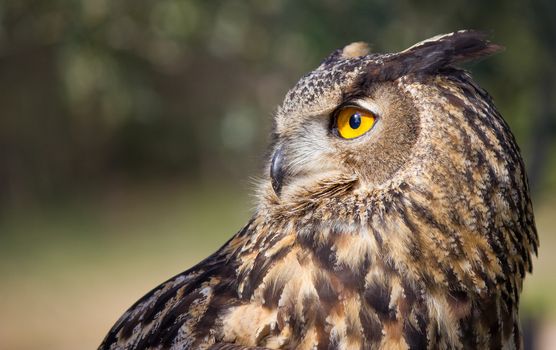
[99,31,538,350]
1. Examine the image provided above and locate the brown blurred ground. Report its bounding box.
[0,1,555,349]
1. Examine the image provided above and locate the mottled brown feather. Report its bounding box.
[99,30,537,350]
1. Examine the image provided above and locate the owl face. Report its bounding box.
[267,32,504,201]
[271,80,419,199]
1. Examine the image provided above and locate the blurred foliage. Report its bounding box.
[0,0,555,209]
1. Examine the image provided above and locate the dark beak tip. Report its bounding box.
[270,147,285,195]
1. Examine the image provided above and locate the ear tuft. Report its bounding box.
[359,30,504,83]
[318,41,371,69]
[341,42,371,58]
[401,30,504,72]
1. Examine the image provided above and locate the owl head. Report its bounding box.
[260,30,537,299]
[267,30,503,200]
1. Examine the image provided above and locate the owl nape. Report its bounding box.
[100,30,537,350]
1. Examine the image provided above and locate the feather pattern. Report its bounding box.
[99,31,537,350]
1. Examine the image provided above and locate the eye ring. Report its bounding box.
[332,105,377,139]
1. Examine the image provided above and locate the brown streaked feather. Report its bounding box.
[99,30,537,350]
[208,344,271,350]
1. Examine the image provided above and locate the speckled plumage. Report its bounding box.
[100,31,538,350]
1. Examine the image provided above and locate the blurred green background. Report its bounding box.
[0,0,555,349]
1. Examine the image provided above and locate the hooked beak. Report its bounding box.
[270,146,285,196]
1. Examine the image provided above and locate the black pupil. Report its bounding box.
[349,113,361,129]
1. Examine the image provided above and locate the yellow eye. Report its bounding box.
[335,107,376,139]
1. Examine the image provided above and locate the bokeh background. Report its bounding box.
[0,0,555,349]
